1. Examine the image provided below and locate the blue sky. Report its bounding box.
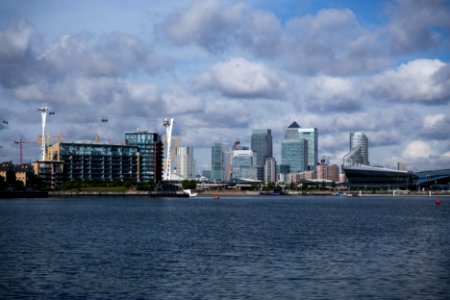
[1,0,450,172]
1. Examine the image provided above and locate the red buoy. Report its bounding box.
[435,199,441,206]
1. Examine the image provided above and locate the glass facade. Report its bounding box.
[47,131,162,183]
[350,132,369,165]
[281,122,308,173]
[251,129,273,181]
[264,157,277,183]
[56,143,138,181]
[343,145,363,167]
[125,131,163,183]
[211,143,226,182]
[281,140,308,173]
[299,128,318,169]
[232,150,257,180]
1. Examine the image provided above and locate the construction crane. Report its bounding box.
[49,133,76,144]
[13,138,36,165]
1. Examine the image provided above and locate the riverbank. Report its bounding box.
[49,191,190,198]
[0,191,49,199]
[2,190,449,198]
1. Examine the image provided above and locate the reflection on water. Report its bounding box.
[1,196,449,299]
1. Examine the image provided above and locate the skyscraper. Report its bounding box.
[350,132,369,165]
[264,157,277,183]
[232,149,258,180]
[299,127,318,170]
[176,146,194,179]
[211,143,227,182]
[281,122,308,173]
[251,129,273,180]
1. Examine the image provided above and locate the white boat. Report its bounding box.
[183,189,198,197]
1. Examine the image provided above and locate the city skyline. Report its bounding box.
[1,0,450,172]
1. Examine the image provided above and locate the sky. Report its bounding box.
[1,0,450,173]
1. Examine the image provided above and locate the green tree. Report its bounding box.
[182,180,197,190]
[289,182,296,190]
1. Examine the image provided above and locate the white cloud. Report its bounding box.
[162,0,281,53]
[0,17,35,59]
[333,113,377,131]
[11,82,48,102]
[38,32,169,77]
[301,76,361,111]
[166,0,221,44]
[202,99,249,127]
[161,86,203,114]
[423,114,445,129]
[193,57,288,98]
[367,59,450,103]
[387,0,450,54]
[402,140,432,160]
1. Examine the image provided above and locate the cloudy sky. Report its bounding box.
[1,0,449,172]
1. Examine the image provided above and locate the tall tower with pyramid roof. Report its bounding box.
[280,122,308,174]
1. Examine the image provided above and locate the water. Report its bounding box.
[1,196,449,299]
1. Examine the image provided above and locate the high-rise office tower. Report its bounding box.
[232,149,258,180]
[281,122,308,173]
[251,129,273,180]
[211,143,227,182]
[299,128,318,170]
[350,132,369,165]
[176,146,194,179]
[264,157,277,183]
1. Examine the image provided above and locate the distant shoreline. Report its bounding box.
[2,190,449,199]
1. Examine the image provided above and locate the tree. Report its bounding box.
[14,180,25,191]
[28,174,44,191]
[0,175,6,191]
[289,182,296,190]
[182,180,197,190]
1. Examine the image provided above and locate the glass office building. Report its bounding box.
[350,132,369,165]
[47,131,163,183]
[211,143,227,182]
[125,131,163,183]
[299,128,318,170]
[281,122,308,173]
[251,129,273,181]
[232,149,258,180]
[176,146,194,179]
